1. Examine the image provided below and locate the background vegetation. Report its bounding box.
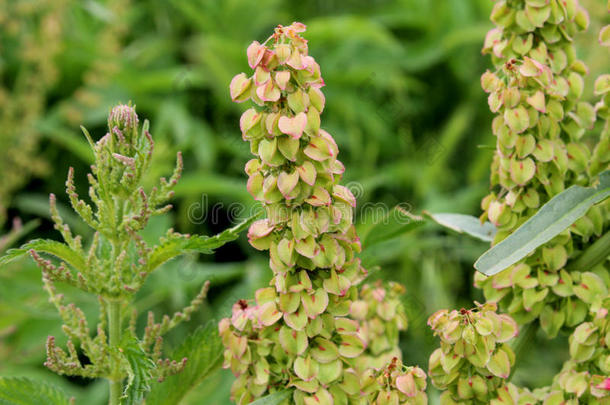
[0,0,607,403]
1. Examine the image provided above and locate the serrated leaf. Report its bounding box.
[475,170,610,275]
[249,390,292,405]
[0,239,85,270]
[147,213,260,272]
[0,377,73,405]
[363,206,423,248]
[425,212,496,242]
[146,321,224,405]
[121,334,156,405]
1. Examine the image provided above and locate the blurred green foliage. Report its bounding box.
[0,0,607,404]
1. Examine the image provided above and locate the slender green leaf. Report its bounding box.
[147,213,260,272]
[0,239,85,270]
[37,114,94,164]
[249,390,292,405]
[0,377,73,405]
[0,219,40,254]
[121,334,156,405]
[146,321,224,405]
[363,206,423,248]
[475,171,610,275]
[425,212,496,242]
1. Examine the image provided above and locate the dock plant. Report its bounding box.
[475,0,607,335]
[427,302,519,404]
[220,22,427,404]
[453,0,609,403]
[426,1,609,404]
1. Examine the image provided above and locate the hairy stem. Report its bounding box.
[108,300,122,405]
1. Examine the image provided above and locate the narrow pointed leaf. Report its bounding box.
[475,170,610,275]
[363,207,424,248]
[425,212,497,242]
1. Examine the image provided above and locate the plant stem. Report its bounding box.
[508,321,538,381]
[568,230,610,272]
[109,300,122,405]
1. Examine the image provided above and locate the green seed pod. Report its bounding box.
[427,302,518,404]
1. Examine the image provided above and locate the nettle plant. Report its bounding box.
[222,23,427,405]
[0,105,252,404]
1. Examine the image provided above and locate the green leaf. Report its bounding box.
[363,206,423,248]
[475,170,610,276]
[0,219,40,254]
[0,239,85,270]
[0,377,73,405]
[121,334,157,405]
[425,212,496,242]
[147,213,260,272]
[249,390,292,405]
[146,321,224,405]
[37,113,95,164]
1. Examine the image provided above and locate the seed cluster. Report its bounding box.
[471,0,610,403]
[427,302,519,404]
[221,23,426,404]
[545,297,610,403]
[475,0,609,338]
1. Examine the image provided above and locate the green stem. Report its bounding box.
[568,230,610,272]
[109,300,122,405]
[589,120,609,178]
[508,321,538,382]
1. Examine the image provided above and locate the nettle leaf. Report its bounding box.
[147,213,260,272]
[249,390,292,405]
[121,334,156,405]
[0,239,85,270]
[475,170,610,276]
[363,206,423,248]
[146,321,224,405]
[0,377,73,405]
[425,212,497,242]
